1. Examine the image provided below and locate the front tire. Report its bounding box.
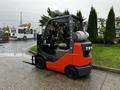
[23,36,27,40]
[65,67,78,79]
[35,56,46,69]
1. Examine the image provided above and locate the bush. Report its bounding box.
[106,38,120,44]
[94,37,104,44]
[0,32,10,42]
[2,33,10,41]
[117,38,120,43]
[31,45,37,52]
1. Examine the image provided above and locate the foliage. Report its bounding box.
[63,10,70,15]
[104,7,115,44]
[19,23,31,28]
[0,31,4,38]
[87,7,98,42]
[98,18,106,32]
[115,17,120,28]
[95,36,104,44]
[0,31,10,42]
[39,8,70,26]
[75,10,83,31]
[31,45,37,52]
[40,15,49,26]
[2,33,10,41]
[76,10,82,19]
[2,26,10,33]
[0,26,10,42]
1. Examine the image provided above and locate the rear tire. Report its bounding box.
[65,67,78,79]
[35,56,46,69]
[23,36,27,40]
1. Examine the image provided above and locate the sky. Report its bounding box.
[0,0,120,27]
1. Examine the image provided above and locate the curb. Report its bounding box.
[29,50,36,54]
[92,65,120,74]
[29,50,120,74]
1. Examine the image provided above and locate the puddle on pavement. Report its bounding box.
[0,53,30,57]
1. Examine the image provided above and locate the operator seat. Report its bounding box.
[46,43,69,62]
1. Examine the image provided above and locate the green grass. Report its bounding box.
[30,44,120,69]
[92,44,120,69]
[31,45,37,52]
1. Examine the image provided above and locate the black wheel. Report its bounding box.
[81,74,90,78]
[35,56,46,69]
[23,36,27,40]
[65,67,78,79]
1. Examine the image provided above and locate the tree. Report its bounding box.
[0,26,10,42]
[39,8,70,26]
[87,7,98,42]
[76,10,82,19]
[98,18,106,38]
[76,10,83,31]
[63,10,70,15]
[39,15,49,26]
[104,7,115,44]
[2,26,10,33]
[20,23,31,28]
[98,18,106,32]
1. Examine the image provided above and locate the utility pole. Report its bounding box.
[20,12,22,26]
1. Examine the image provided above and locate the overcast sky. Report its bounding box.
[0,0,120,27]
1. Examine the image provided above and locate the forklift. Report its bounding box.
[32,15,92,79]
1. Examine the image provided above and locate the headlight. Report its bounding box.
[86,46,92,51]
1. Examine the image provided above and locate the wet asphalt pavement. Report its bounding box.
[0,40,120,90]
[0,40,35,57]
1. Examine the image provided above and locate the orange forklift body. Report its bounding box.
[46,43,92,73]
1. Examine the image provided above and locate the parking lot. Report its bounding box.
[0,41,120,90]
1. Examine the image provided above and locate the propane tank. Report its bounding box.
[74,31,89,41]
